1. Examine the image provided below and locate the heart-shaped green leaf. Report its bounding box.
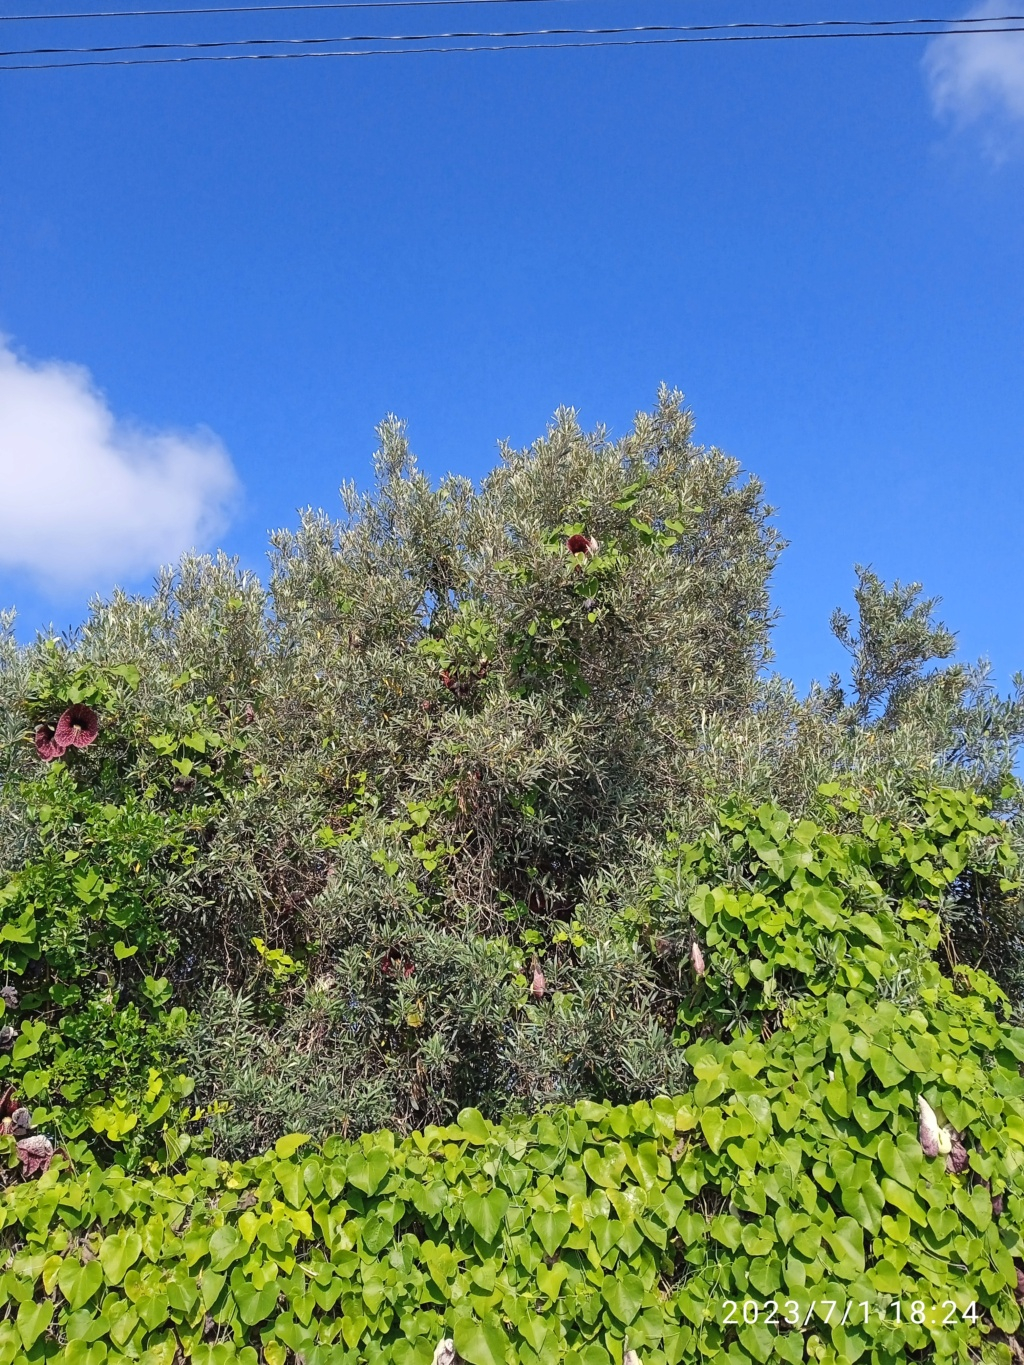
[361,1213,394,1254]
[235,1282,279,1325]
[17,1299,54,1350]
[58,1258,104,1310]
[774,1206,808,1244]
[532,1208,570,1256]
[454,1314,509,1365]
[208,1225,244,1272]
[823,1216,865,1276]
[292,1291,316,1326]
[274,1315,314,1353]
[347,1149,390,1195]
[274,1133,311,1160]
[927,1206,959,1242]
[850,1096,889,1132]
[869,1258,903,1294]
[840,1175,884,1234]
[536,1260,568,1300]
[740,1222,775,1256]
[676,1210,706,1243]
[869,1047,908,1088]
[341,1313,368,1349]
[99,1232,142,1286]
[877,1135,923,1190]
[274,1161,305,1208]
[602,1272,645,1325]
[457,1108,491,1143]
[108,1306,139,1348]
[698,1109,725,1155]
[881,1178,926,1225]
[463,1190,509,1243]
[411,1180,447,1218]
[138,1292,170,1331]
[583,1146,625,1188]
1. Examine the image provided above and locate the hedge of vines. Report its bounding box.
[0,657,255,1168]
[4,786,1024,1365]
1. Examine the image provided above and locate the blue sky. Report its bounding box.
[0,2,1022,694]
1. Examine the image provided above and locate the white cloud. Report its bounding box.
[0,339,239,590]
[924,4,1024,140]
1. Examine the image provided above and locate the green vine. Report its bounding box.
[6,788,1024,1363]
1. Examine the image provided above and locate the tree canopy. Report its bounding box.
[1,388,1023,1162]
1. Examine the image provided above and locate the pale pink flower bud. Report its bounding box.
[918,1096,941,1158]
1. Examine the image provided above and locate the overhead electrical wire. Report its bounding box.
[3,11,1022,56]
[2,0,1019,19]
[2,2,1022,69]
[0,0,605,24]
[3,22,1023,67]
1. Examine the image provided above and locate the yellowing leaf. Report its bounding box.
[99,1231,142,1285]
[17,1300,53,1350]
[274,1133,311,1160]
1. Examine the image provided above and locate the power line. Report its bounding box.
[3,12,1022,57]
[0,0,640,24]
[3,22,1022,66]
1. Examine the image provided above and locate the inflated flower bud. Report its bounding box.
[918,1096,941,1158]
[531,961,546,1000]
[16,1134,53,1178]
[11,1107,30,1134]
[945,1137,968,1174]
[691,941,706,978]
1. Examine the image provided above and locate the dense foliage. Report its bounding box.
[7,788,1024,1364]
[1,388,1024,1164]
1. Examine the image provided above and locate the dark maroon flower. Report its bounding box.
[381,950,414,979]
[946,1137,969,1174]
[440,668,467,698]
[566,533,598,556]
[0,986,17,1010]
[1016,1266,1024,1303]
[33,723,66,762]
[16,1134,53,1179]
[54,704,99,750]
[993,1193,1005,1217]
